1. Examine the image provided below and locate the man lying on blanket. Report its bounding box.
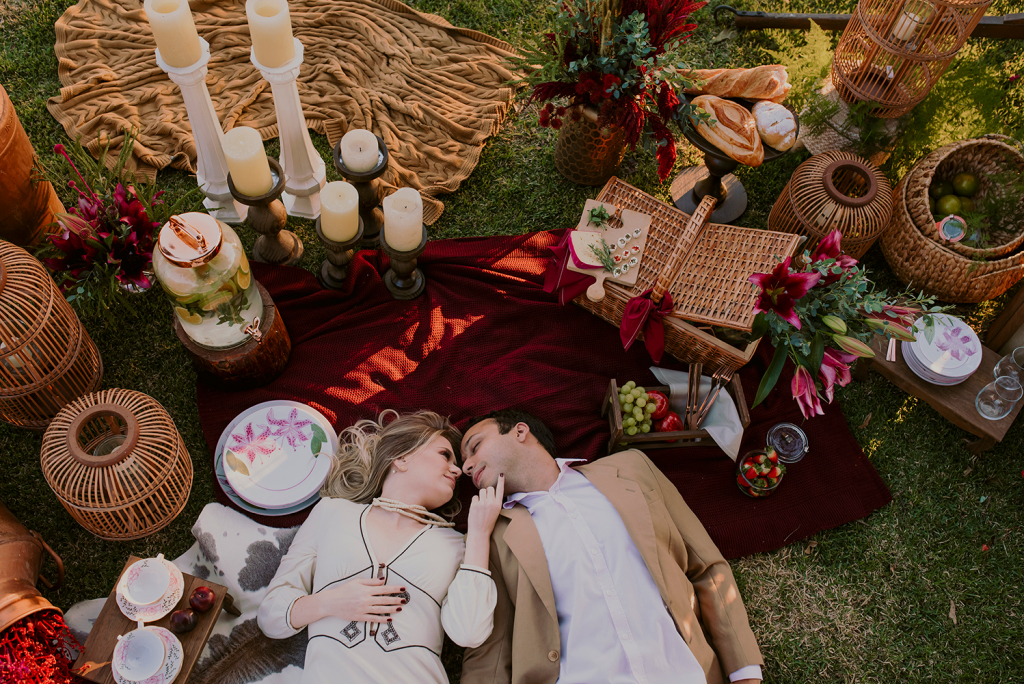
[459,409,764,684]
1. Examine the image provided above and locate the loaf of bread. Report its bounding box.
[692,95,764,167]
[684,65,791,103]
[752,100,797,151]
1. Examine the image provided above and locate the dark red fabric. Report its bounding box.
[196,231,892,559]
[620,289,673,363]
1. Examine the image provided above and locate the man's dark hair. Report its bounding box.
[465,409,557,459]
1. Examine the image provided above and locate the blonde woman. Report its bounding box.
[258,411,503,683]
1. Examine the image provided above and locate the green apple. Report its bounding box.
[930,181,954,199]
[936,194,962,215]
[952,172,979,197]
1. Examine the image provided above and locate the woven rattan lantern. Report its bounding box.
[40,389,193,540]
[831,0,992,118]
[0,241,103,429]
[767,151,893,260]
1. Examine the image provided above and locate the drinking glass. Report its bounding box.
[976,376,1023,421]
[993,346,1024,383]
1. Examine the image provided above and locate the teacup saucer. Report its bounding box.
[112,627,183,684]
[116,558,184,623]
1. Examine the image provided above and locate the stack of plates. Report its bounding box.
[901,314,981,386]
[215,401,338,516]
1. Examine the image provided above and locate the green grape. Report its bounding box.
[633,408,644,421]
[623,381,636,391]
[624,416,636,427]
[635,397,647,408]
[631,389,642,399]
[635,387,645,395]
[640,424,651,433]
[626,426,638,435]
[624,402,634,413]
[645,403,657,413]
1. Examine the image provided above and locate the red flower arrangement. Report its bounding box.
[747,230,945,419]
[36,132,193,318]
[0,611,82,684]
[512,0,707,180]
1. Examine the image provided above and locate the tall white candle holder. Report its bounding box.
[155,38,247,225]
[251,39,326,219]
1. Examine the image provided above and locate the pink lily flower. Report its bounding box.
[791,364,824,419]
[812,230,858,284]
[748,257,821,329]
[818,347,857,402]
[833,335,876,358]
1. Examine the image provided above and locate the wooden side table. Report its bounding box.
[73,556,241,684]
[856,336,1023,453]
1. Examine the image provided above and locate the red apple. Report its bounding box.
[189,586,216,613]
[655,411,683,433]
[169,609,197,634]
[647,391,670,420]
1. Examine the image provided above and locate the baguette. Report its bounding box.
[692,95,764,167]
[684,65,791,103]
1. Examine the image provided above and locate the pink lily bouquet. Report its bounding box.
[747,230,943,419]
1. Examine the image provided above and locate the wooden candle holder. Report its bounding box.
[315,216,364,290]
[228,157,303,267]
[173,282,291,389]
[333,135,389,251]
[380,224,427,300]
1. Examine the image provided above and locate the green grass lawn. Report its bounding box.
[2,0,1024,681]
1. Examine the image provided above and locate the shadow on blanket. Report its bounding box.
[196,232,892,559]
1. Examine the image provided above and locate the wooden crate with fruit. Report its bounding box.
[601,377,751,454]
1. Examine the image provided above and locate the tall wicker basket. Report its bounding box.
[767,151,893,259]
[831,0,992,118]
[880,137,1024,303]
[0,241,103,430]
[575,178,801,371]
[40,389,193,541]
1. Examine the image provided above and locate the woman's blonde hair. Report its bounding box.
[321,410,463,519]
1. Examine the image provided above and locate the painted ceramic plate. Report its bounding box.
[116,558,184,623]
[219,401,337,511]
[112,627,183,684]
[904,314,981,381]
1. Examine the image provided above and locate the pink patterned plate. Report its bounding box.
[112,627,183,684]
[116,558,184,623]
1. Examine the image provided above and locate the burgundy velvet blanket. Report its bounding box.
[197,232,891,559]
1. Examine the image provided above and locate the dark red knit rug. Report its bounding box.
[196,231,892,559]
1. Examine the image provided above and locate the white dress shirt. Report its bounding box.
[505,459,761,684]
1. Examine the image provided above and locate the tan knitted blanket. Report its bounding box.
[47,0,519,223]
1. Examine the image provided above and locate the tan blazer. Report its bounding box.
[461,449,763,684]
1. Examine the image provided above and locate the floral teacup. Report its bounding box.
[113,620,166,682]
[122,554,170,606]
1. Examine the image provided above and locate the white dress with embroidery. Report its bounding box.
[258,497,496,684]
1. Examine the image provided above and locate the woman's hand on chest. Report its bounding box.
[317,577,408,623]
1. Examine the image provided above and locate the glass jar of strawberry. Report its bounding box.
[736,448,786,498]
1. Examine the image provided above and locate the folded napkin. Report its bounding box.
[650,367,744,460]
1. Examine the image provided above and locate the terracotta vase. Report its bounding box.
[553,105,627,186]
[0,500,64,632]
[0,82,65,247]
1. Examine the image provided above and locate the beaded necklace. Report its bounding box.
[370,497,455,527]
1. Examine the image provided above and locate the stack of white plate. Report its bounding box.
[901,313,982,386]
[215,400,338,516]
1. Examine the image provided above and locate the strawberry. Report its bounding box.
[755,478,769,490]
[755,453,767,465]
[767,448,778,464]
[737,475,750,488]
[744,467,757,480]
[767,467,780,479]
[767,477,778,486]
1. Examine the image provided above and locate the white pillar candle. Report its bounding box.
[320,181,360,242]
[246,0,295,69]
[223,126,274,197]
[340,129,380,173]
[144,0,202,69]
[891,11,922,41]
[383,188,423,252]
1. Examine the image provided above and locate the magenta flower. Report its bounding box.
[229,423,278,465]
[265,408,313,449]
[812,230,858,284]
[791,364,824,419]
[748,257,821,329]
[818,347,857,403]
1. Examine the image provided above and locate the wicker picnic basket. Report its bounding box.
[575,178,801,371]
[881,136,1024,303]
[904,135,1024,258]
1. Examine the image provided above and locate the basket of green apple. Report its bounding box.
[600,378,750,455]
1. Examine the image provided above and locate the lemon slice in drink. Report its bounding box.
[174,307,203,325]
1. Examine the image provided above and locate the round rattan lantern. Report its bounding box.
[831,0,992,118]
[40,389,193,540]
[767,151,893,259]
[0,240,103,430]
